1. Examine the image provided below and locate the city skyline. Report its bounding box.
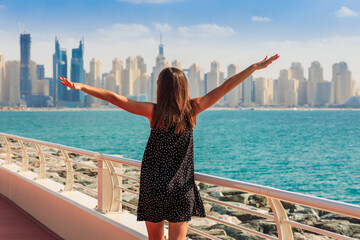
[0,0,359,85]
[0,32,358,109]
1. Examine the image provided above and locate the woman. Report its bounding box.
[59,54,279,240]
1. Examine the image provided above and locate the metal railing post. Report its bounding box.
[96,153,104,212]
[104,160,122,212]
[61,149,74,191]
[1,136,11,165]
[268,198,294,240]
[35,143,46,179]
[18,140,28,172]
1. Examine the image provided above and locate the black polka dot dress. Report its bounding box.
[136,118,206,223]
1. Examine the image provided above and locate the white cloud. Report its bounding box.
[153,22,172,32]
[335,6,358,17]
[0,5,5,9]
[95,23,151,40]
[178,24,234,38]
[251,16,271,22]
[117,0,181,3]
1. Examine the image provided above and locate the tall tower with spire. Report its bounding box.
[151,34,169,102]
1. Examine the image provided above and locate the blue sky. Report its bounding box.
[0,0,359,84]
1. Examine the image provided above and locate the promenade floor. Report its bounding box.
[0,193,63,240]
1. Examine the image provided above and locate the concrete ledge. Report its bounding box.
[0,163,148,240]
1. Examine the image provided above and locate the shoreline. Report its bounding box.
[1,107,359,112]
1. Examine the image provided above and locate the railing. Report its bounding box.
[0,132,359,240]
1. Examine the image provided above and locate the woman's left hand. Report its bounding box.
[59,76,83,90]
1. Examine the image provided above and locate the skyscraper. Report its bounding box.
[226,64,239,107]
[37,65,45,80]
[188,63,202,98]
[87,58,102,106]
[112,58,123,94]
[151,38,169,102]
[332,62,352,104]
[123,56,140,96]
[0,53,5,102]
[242,75,253,105]
[6,61,20,106]
[308,61,323,105]
[70,39,85,102]
[53,37,68,105]
[172,60,182,69]
[20,33,32,98]
[254,77,273,106]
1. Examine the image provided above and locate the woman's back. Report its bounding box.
[136,116,206,223]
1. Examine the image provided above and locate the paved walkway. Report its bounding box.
[0,194,63,240]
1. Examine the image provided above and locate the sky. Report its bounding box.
[0,0,359,86]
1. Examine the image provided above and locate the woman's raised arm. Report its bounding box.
[192,54,279,115]
[59,77,154,120]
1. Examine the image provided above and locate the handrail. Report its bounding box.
[0,132,359,240]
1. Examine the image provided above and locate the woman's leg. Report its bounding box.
[168,221,190,240]
[145,220,165,240]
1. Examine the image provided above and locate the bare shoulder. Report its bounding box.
[190,97,201,116]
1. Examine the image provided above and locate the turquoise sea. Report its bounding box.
[0,110,359,205]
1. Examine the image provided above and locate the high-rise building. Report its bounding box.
[70,39,85,102]
[254,77,273,106]
[308,61,323,82]
[277,69,289,105]
[37,65,45,80]
[20,33,32,98]
[316,81,332,105]
[6,61,20,106]
[151,39,169,102]
[104,73,117,95]
[242,75,253,105]
[136,56,146,75]
[112,58,123,94]
[0,53,5,102]
[123,56,140,96]
[172,60,182,70]
[53,37,68,105]
[37,79,49,96]
[30,61,37,95]
[87,58,102,106]
[188,63,202,98]
[206,61,223,93]
[332,62,353,104]
[289,62,304,81]
[286,79,299,106]
[308,61,323,105]
[226,64,239,107]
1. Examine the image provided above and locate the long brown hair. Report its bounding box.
[151,67,197,134]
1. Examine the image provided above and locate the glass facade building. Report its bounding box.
[20,33,32,98]
[53,37,68,105]
[70,39,85,102]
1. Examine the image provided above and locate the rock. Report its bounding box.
[205,229,227,236]
[294,232,331,240]
[217,236,235,240]
[217,214,242,225]
[281,201,294,210]
[320,213,360,224]
[248,219,277,235]
[211,191,224,198]
[233,231,263,240]
[248,195,268,208]
[189,218,218,228]
[315,220,353,236]
[203,203,212,213]
[198,182,208,190]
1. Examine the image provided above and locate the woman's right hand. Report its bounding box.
[253,54,279,70]
[59,76,83,90]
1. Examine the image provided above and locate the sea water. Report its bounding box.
[0,109,359,204]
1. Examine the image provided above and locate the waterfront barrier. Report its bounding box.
[0,132,359,240]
